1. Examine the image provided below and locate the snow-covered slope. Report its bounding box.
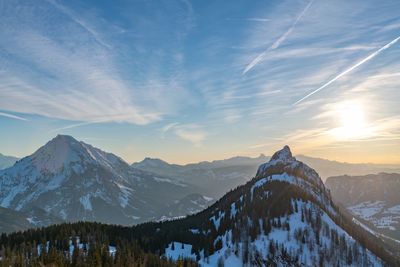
[326,173,400,242]
[132,146,396,266]
[0,135,207,226]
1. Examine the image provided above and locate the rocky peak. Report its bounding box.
[270,145,294,162]
[256,145,325,191]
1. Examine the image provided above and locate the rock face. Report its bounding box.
[326,173,400,240]
[0,135,208,226]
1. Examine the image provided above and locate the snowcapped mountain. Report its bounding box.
[326,173,400,243]
[0,135,210,226]
[127,146,396,266]
[0,153,19,170]
[2,146,398,266]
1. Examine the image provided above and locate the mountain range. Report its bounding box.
[132,153,400,199]
[0,135,213,230]
[2,146,398,266]
[1,135,400,239]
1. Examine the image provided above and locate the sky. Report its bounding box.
[0,0,399,164]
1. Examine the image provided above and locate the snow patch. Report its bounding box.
[165,242,196,261]
[79,195,93,211]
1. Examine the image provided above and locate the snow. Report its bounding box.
[210,211,225,231]
[168,200,384,266]
[79,195,93,211]
[230,202,237,218]
[153,177,187,187]
[203,196,213,201]
[386,204,400,214]
[348,201,385,219]
[190,229,200,234]
[115,182,133,208]
[109,245,117,256]
[348,201,400,230]
[165,242,196,261]
[36,236,117,257]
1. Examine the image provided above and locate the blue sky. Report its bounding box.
[0,0,399,164]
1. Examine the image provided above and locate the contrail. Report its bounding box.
[0,112,28,121]
[293,35,400,105]
[243,0,314,74]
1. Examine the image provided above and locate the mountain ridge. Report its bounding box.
[0,135,212,228]
[2,146,397,266]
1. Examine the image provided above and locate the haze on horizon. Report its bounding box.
[0,0,399,164]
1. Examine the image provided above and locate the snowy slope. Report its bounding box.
[133,146,395,266]
[0,135,207,226]
[326,173,400,240]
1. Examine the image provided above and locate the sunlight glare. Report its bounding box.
[332,101,371,140]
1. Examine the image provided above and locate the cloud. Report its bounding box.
[293,34,400,105]
[175,127,206,147]
[0,0,191,126]
[45,0,111,49]
[226,18,270,22]
[0,111,28,121]
[161,123,206,146]
[49,121,101,133]
[243,0,314,74]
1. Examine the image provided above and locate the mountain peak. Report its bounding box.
[54,134,74,139]
[256,145,325,190]
[270,145,293,161]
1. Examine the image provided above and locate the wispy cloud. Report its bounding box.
[161,123,206,146]
[45,0,111,49]
[227,18,270,22]
[49,121,101,133]
[175,127,206,147]
[243,0,314,74]
[0,0,192,126]
[293,35,400,105]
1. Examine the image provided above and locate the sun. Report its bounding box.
[332,101,370,140]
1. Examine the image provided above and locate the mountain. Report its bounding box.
[2,146,398,266]
[132,154,400,199]
[297,155,400,181]
[326,173,400,243]
[0,135,210,227]
[132,154,270,198]
[0,153,19,170]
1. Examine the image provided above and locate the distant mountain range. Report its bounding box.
[0,135,212,230]
[132,153,400,199]
[2,146,398,266]
[326,173,400,245]
[0,153,19,170]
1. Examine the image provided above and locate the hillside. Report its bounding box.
[326,173,400,243]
